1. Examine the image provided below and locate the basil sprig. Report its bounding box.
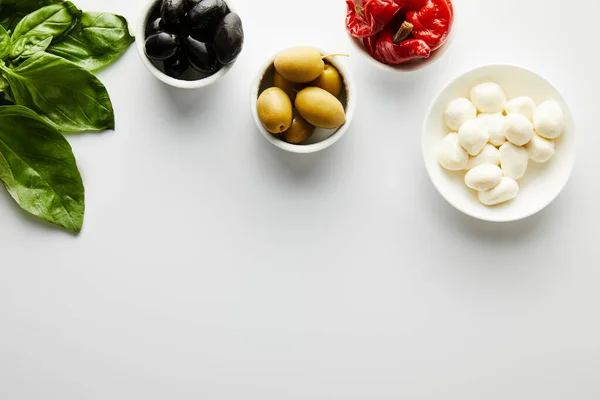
[0,1,134,232]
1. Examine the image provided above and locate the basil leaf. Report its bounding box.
[0,1,64,31]
[0,24,9,58]
[0,105,84,232]
[0,52,115,132]
[13,33,51,58]
[0,73,9,91]
[0,90,13,105]
[47,11,134,71]
[10,2,80,59]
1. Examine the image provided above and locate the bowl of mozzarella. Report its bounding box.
[422,64,576,222]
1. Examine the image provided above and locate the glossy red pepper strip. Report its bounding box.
[406,0,454,51]
[394,0,427,13]
[345,0,401,38]
[363,21,431,65]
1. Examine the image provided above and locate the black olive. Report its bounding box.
[213,12,243,64]
[183,36,221,74]
[186,0,203,11]
[160,0,188,26]
[190,27,212,43]
[145,16,164,37]
[175,17,192,37]
[187,0,228,33]
[164,50,190,78]
[145,32,180,60]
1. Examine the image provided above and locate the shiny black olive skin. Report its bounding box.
[145,32,180,60]
[183,36,221,74]
[164,50,190,78]
[213,12,243,64]
[190,27,212,43]
[187,0,228,33]
[145,16,164,37]
[160,0,189,26]
[186,0,203,10]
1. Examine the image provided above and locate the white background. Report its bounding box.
[1,0,599,398]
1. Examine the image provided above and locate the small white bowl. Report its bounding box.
[346,2,456,74]
[422,64,576,222]
[250,48,356,154]
[135,0,236,89]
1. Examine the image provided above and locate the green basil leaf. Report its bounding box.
[0,90,13,105]
[47,11,134,71]
[0,73,9,91]
[0,1,64,31]
[0,104,84,232]
[12,33,51,58]
[0,24,9,58]
[10,2,80,59]
[0,52,115,132]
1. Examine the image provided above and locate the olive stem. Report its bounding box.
[354,4,365,18]
[321,53,350,60]
[393,21,414,44]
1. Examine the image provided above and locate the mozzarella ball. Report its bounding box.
[470,82,506,113]
[458,119,489,156]
[436,133,468,171]
[499,142,528,180]
[525,133,555,163]
[444,98,477,131]
[477,113,506,146]
[465,164,503,192]
[466,144,500,170]
[534,100,565,139]
[504,113,534,146]
[505,96,536,122]
[478,177,519,206]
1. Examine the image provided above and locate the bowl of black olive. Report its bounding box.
[136,0,244,89]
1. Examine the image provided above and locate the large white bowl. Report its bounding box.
[135,0,236,89]
[422,64,576,222]
[250,48,356,154]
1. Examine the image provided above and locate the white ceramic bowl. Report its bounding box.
[346,1,456,73]
[135,0,236,89]
[422,64,576,222]
[250,48,356,154]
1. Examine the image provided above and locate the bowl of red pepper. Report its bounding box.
[345,0,455,72]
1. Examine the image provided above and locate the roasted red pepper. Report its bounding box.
[362,0,453,65]
[394,0,426,13]
[406,0,454,50]
[345,0,402,38]
[363,19,430,65]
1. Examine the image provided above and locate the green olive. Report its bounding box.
[257,87,293,134]
[273,69,303,103]
[273,46,324,84]
[311,63,343,97]
[283,110,315,144]
[295,87,346,129]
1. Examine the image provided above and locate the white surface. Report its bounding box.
[251,47,356,153]
[1,0,599,399]
[422,64,576,222]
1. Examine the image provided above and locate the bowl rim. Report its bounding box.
[135,0,236,89]
[250,46,356,154]
[421,62,577,222]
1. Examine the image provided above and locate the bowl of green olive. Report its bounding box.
[250,46,356,153]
